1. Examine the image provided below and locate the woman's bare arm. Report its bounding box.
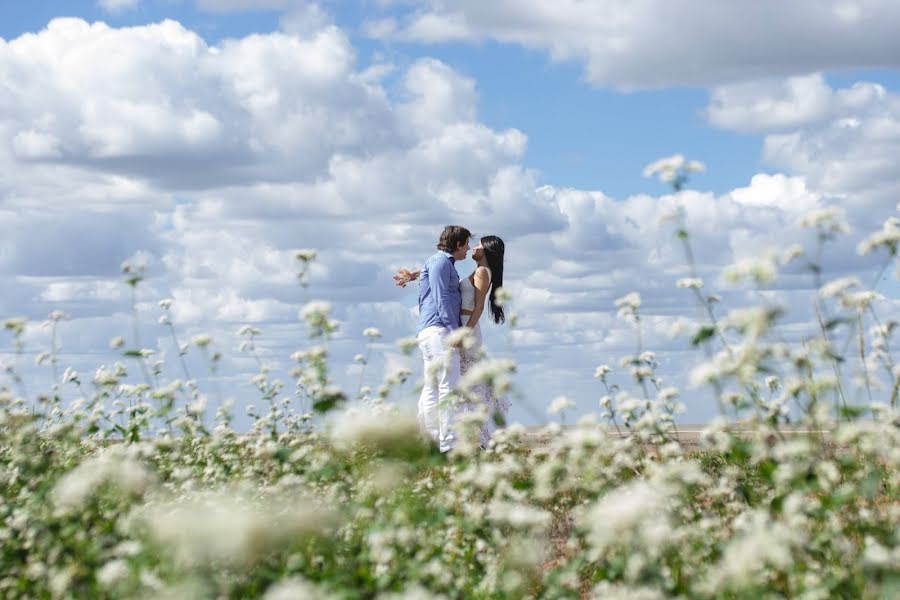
[464,266,491,329]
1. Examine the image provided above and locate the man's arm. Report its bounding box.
[432,258,459,330]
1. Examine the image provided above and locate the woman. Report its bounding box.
[395,235,508,447]
[457,235,508,447]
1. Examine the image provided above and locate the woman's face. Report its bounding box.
[472,241,484,261]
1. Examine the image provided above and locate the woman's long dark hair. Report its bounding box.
[481,235,505,324]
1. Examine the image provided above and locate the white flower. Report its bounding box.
[53,450,155,512]
[615,292,642,320]
[263,577,329,600]
[722,256,777,285]
[676,277,703,289]
[396,337,418,354]
[158,315,171,326]
[237,325,261,337]
[548,395,575,416]
[4,318,26,335]
[96,559,129,588]
[363,327,382,339]
[329,407,424,453]
[685,159,706,173]
[109,336,125,349]
[49,310,68,321]
[578,479,674,556]
[35,351,50,366]
[642,154,685,178]
[840,291,878,311]
[294,249,317,262]
[494,287,513,307]
[798,207,850,234]
[857,216,900,255]
[158,298,174,310]
[594,364,611,379]
[62,367,79,384]
[615,292,641,310]
[187,395,208,415]
[142,491,334,567]
[191,334,212,348]
[94,366,121,386]
[457,359,516,396]
[819,276,861,298]
[446,327,476,350]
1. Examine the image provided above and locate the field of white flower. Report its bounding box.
[2,159,899,599]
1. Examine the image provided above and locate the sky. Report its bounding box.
[3,0,900,427]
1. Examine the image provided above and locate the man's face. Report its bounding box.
[452,238,470,261]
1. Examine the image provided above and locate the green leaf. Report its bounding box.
[691,326,716,346]
[122,349,143,358]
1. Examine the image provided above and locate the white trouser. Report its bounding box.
[417,325,461,452]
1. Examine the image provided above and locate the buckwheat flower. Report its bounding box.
[857,216,900,255]
[657,387,679,402]
[840,290,877,311]
[590,581,666,600]
[861,537,894,568]
[446,326,476,350]
[53,450,155,512]
[4,317,25,334]
[594,365,611,380]
[329,407,424,454]
[49,310,67,321]
[494,287,512,307]
[676,277,703,289]
[765,375,780,392]
[294,249,317,262]
[819,276,861,298]
[578,478,674,557]
[798,207,850,234]
[548,395,575,416]
[158,298,174,310]
[191,334,212,348]
[487,500,552,530]
[639,351,656,363]
[237,325,261,337]
[615,292,642,321]
[779,243,804,264]
[457,359,516,396]
[94,366,121,386]
[62,367,79,384]
[363,327,382,339]
[396,337,418,354]
[35,351,50,366]
[158,315,171,326]
[187,395,208,415]
[96,559,129,589]
[643,154,685,179]
[722,256,777,285]
[263,576,329,600]
[706,510,805,591]
[142,492,334,567]
[615,292,641,311]
[109,336,125,349]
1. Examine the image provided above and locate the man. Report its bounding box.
[416,225,471,452]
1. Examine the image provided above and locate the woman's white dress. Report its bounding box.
[458,268,510,447]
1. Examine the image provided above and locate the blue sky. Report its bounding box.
[3,0,900,427]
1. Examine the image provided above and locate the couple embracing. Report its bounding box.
[396,226,508,452]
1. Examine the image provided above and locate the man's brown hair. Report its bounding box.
[437,225,472,253]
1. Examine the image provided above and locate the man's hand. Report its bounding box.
[393,268,421,288]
